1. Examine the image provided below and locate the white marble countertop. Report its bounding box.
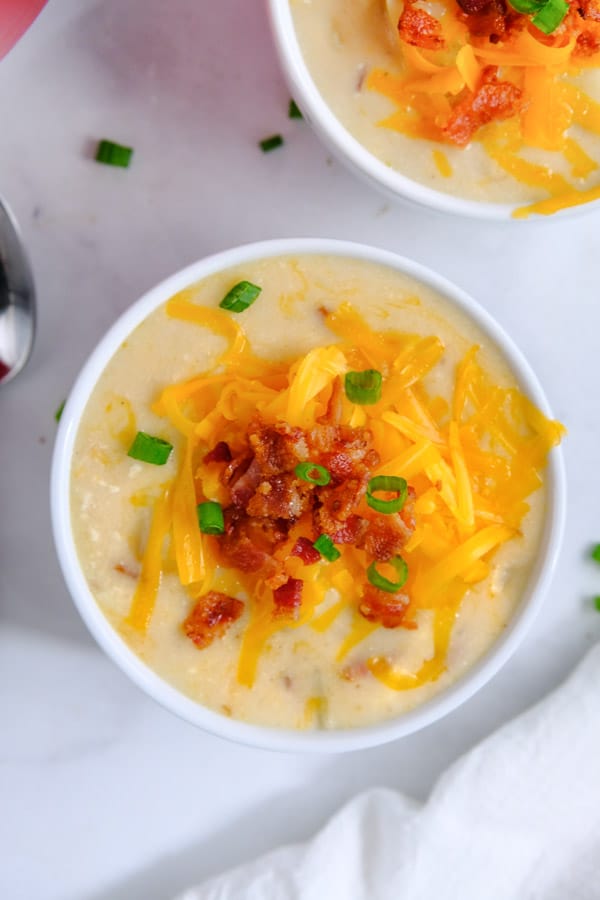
[2,1,599,898]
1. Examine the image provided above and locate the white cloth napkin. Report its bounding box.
[177,645,600,900]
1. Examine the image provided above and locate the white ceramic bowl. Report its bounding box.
[266,1,594,221]
[51,238,566,752]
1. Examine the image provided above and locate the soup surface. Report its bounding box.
[290,0,600,214]
[70,254,561,729]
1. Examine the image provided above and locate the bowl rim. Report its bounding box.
[266,0,597,222]
[51,237,566,753]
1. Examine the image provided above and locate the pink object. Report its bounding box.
[0,0,47,61]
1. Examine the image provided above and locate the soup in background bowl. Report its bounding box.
[51,239,565,752]
[269,0,600,219]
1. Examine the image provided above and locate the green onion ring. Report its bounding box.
[197,501,225,535]
[294,462,331,486]
[344,369,382,405]
[367,556,409,593]
[366,475,408,514]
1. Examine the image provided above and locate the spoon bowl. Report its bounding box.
[0,198,36,385]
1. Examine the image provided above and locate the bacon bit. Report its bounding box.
[220,509,287,575]
[273,577,303,619]
[457,0,493,13]
[183,591,244,649]
[291,536,322,565]
[248,419,308,475]
[341,660,370,682]
[203,441,232,464]
[360,516,412,561]
[575,24,600,54]
[315,510,369,545]
[114,562,140,579]
[246,474,312,520]
[359,584,413,629]
[398,0,446,49]
[228,457,263,508]
[443,68,523,147]
[456,0,518,38]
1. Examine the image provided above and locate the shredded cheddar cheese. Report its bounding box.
[124,294,564,696]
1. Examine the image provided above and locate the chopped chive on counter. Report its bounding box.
[95,139,134,168]
[366,475,408,515]
[54,400,66,423]
[288,99,303,120]
[592,544,600,564]
[219,280,262,313]
[259,134,284,153]
[313,534,341,562]
[127,431,173,465]
[594,596,600,613]
[197,501,225,535]
[367,556,409,593]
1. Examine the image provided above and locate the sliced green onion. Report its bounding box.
[219,280,262,313]
[289,99,303,120]
[197,501,225,534]
[259,134,284,153]
[127,431,173,465]
[313,534,341,562]
[531,0,568,33]
[367,556,409,593]
[508,0,544,12]
[54,400,66,423]
[594,596,600,613]
[295,462,331,486]
[344,369,382,405]
[95,139,133,168]
[592,544,600,564]
[366,475,408,514]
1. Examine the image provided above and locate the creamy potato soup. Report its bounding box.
[71,255,562,730]
[290,0,600,214]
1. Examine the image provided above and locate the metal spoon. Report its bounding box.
[0,197,36,385]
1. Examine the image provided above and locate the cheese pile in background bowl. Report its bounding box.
[51,239,565,752]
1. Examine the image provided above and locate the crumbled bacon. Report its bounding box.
[203,414,415,628]
[227,457,263,508]
[248,419,308,475]
[220,509,287,576]
[443,67,523,147]
[360,516,412,561]
[359,584,413,629]
[291,537,322,565]
[398,0,446,49]
[273,578,303,619]
[314,508,369,545]
[203,441,232,464]
[246,474,312,520]
[358,487,417,560]
[183,591,244,649]
[456,0,518,38]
